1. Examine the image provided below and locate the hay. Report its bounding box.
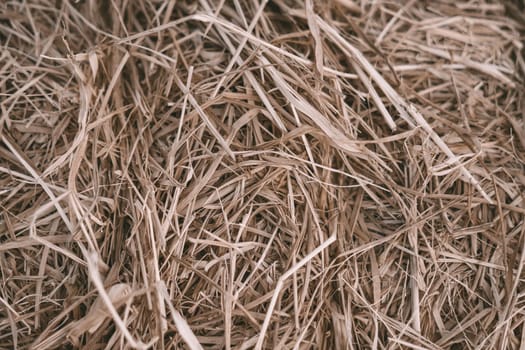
[0,0,524,349]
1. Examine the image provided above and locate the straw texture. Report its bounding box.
[1,0,524,349]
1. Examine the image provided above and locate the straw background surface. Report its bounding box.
[1,0,524,349]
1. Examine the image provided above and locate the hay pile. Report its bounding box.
[1,0,524,349]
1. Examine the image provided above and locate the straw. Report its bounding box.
[0,0,523,349]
